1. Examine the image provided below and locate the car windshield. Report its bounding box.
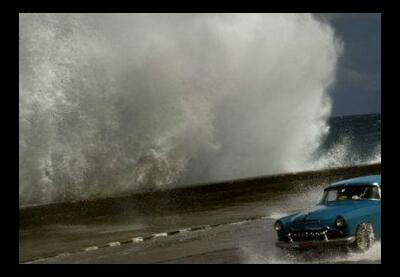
[320,185,380,204]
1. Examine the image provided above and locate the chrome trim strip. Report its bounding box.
[276,236,356,249]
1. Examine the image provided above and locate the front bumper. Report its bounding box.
[275,236,355,249]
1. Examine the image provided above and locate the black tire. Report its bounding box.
[353,223,375,252]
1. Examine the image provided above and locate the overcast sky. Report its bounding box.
[315,13,381,116]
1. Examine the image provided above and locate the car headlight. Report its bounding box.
[274,221,283,231]
[335,216,345,227]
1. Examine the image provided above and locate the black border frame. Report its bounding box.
[14,0,392,272]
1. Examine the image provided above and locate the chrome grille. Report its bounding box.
[288,230,328,242]
[287,229,344,242]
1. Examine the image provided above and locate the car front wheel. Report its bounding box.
[353,223,375,252]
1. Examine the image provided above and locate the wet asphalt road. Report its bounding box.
[20,190,381,264]
[20,165,381,264]
[27,216,380,264]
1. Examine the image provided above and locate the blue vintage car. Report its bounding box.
[274,175,381,251]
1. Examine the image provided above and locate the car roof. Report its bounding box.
[326,174,381,189]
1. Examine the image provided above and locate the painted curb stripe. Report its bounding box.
[108,241,121,247]
[84,246,99,251]
[178,228,191,233]
[132,237,144,243]
[152,232,168,238]
[22,215,271,264]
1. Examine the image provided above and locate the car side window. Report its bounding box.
[370,186,380,199]
[326,189,338,202]
[360,186,380,200]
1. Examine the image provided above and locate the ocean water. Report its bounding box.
[310,113,381,169]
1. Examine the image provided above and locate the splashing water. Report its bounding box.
[309,137,381,170]
[240,237,381,264]
[20,13,349,206]
[256,245,381,264]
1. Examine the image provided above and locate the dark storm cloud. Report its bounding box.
[314,13,381,116]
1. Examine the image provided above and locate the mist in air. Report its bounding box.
[20,13,347,206]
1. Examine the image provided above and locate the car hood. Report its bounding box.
[288,200,373,223]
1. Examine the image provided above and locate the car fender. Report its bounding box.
[339,201,380,239]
